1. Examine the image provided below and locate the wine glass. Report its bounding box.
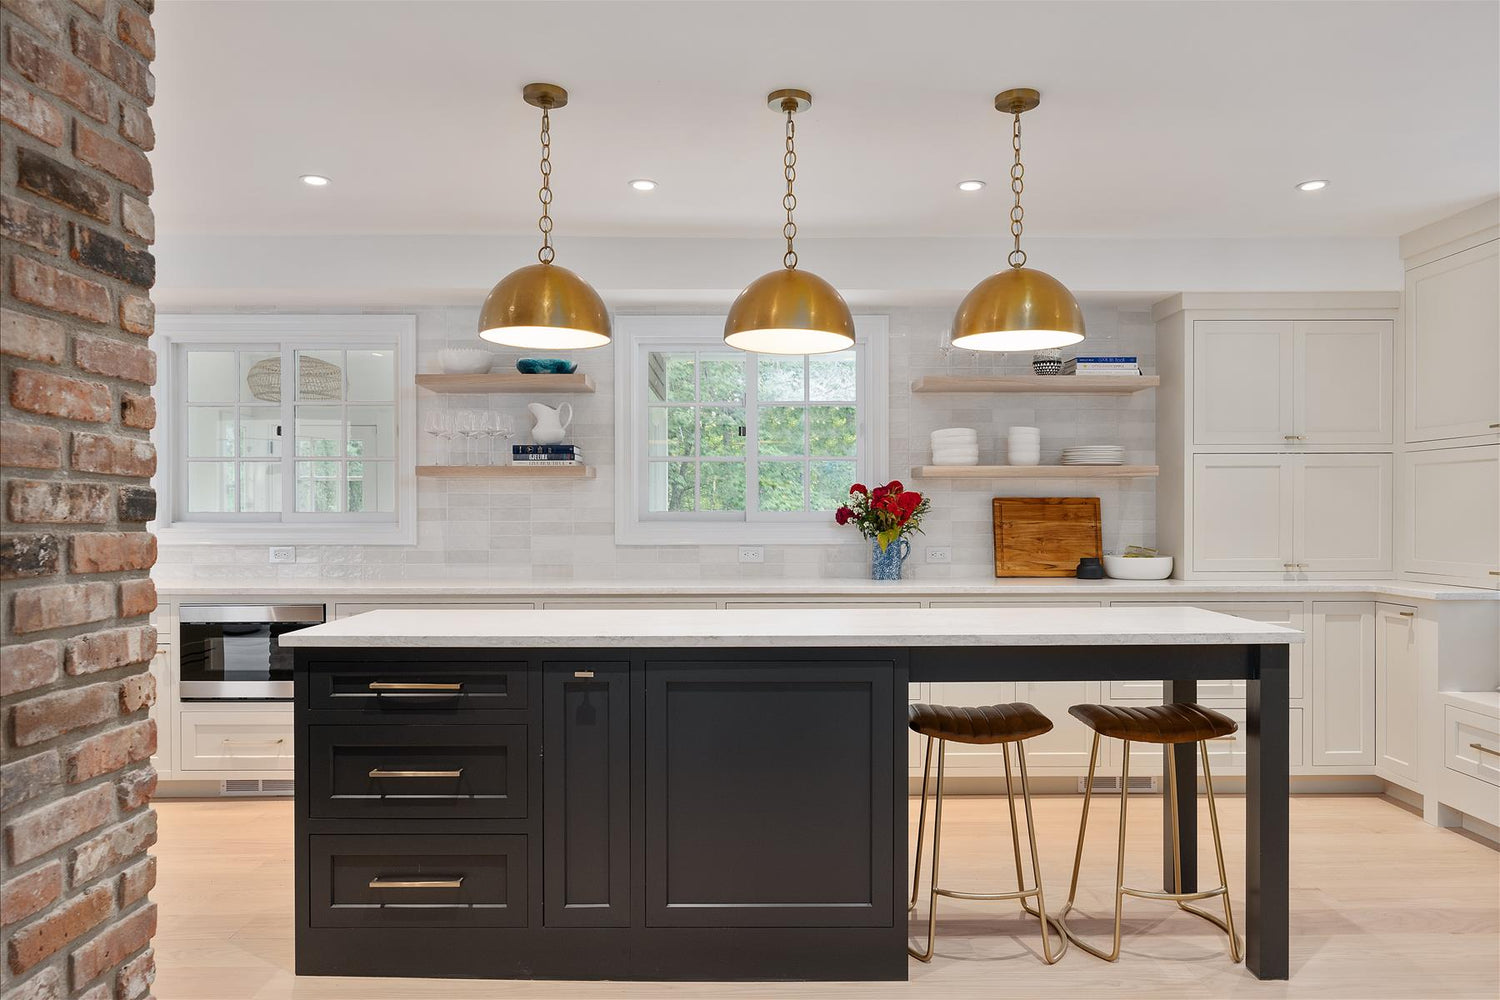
[423,410,454,465]
[453,410,478,465]
[493,413,516,465]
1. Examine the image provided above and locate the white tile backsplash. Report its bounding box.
[159,303,1156,583]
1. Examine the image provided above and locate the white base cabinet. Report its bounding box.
[1310,602,1376,767]
[148,643,172,780]
[1375,603,1420,785]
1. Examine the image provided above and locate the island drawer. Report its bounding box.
[304,660,529,719]
[309,834,527,928]
[307,725,528,819]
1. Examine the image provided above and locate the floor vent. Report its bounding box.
[1079,775,1158,794]
[221,778,294,797]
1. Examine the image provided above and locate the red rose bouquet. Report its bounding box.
[835,480,931,551]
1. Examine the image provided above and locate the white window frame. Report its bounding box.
[151,314,418,545]
[614,314,888,545]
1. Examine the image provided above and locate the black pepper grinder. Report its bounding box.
[1075,557,1104,579]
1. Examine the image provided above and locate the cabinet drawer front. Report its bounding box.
[307,725,527,819]
[309,834,526,928]
[178,711,293,771]
[306,661,528,718]
[1445,705,1500,788]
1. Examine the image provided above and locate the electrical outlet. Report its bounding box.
[268,546,296,564]
[738,546,765,564]
[925,546,952,564]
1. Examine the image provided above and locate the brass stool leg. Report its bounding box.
[1106,739,1132,961]
[908,739,946,961]
[909,735,934,914]
[1001,741,1029,903]
[1059,732,1124,959]
[1177,739,1243,963]
[1016,742,1066,963]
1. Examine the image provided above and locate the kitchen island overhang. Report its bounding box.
[284,606,1300,982]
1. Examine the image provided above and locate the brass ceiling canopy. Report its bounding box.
[479,82,611,350]
[951,88,1085,353]
[724,89,855,355]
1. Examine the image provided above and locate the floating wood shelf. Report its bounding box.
[911,465,1160,479]
[417,465,595,479]
[416,372,595,394]
[911,375,1159,394]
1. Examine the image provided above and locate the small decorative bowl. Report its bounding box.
[516,359,578,375]
[438,348,496,374]
[1032,349,1063,376]
[1102,554,1174,580]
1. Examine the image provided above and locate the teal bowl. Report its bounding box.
[516,359,578,375]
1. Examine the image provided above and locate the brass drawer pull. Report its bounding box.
[1398,611,1415,617]
[222,737,285,746]
[368,768,464,779]
[368,876,464,890]
[574,670,595,678]
[368,681,463,692]
[1283,434,1306,441]
[1469,743,1500,758]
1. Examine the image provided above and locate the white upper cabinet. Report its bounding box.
[1295,453,1392,573]
[1193,319,1393,446]
[1405,241,1500,443]
[1192,454,1293,572]
[1401,444,1500,587]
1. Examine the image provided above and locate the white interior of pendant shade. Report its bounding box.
[722,328,855,356]
[478,326,611,350]
[949,328,1086,353]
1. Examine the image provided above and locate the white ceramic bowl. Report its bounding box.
[438,348,497,374]
[1102,554,1174,580]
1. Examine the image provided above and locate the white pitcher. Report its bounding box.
[527,401,572,445]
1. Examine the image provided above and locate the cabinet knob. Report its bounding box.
[1283,434,1306,441]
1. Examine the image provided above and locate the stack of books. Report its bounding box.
[1062,355,1141,376]
[512,444,583,466]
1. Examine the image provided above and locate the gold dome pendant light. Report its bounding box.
[951,88,1085,352]
[478,83,611,350]
[724,89,855,355]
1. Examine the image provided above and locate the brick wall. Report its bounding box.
[0,0,158,998]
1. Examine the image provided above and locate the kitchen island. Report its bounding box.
[283,606,1300,982]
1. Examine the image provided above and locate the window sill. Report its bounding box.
[153,522,416,546]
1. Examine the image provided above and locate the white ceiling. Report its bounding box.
[151,1,1498,241]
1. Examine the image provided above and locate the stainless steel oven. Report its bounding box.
[178,604,325,700]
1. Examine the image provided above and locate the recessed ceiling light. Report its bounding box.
[300,174,331,187]
[629,179,658,191]
[957,179,986,192]
[1296,179,1329,192]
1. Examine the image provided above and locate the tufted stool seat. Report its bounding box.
[909,702,1053,744]
[1066,703,1236,744]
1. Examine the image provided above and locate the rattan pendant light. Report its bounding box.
[724,90,855,355]
[951,89,1085,352]
[479,83,611,350]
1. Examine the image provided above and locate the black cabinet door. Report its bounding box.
[644,660,896,928]
[543,661,630,927]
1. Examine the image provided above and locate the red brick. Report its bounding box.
[117,294,153,336]
[74,123,154,194]
[70,902,155,986]
[116,486,155,523]
[69,19,154,105]
[120,196,153,242]
[70,228,155,287]
[64,625,155,675]
[0,195,65,254]
[8,480,111,524]
[115,5,155,59]
[119,391,154,430]
[66,720,154,783]
[0,861,62,927]
[117,670,154,713]
[5,783,114,864]
[15,147,112,222]
[0,76,63,145]
[9,681,118,746]
[70,811,155,884]
[74,334,155,385]
[0,752,60,814]
[70,432,155,478]
[7,25,108,121]
[77,980,112,1000]
[3,0,66,41]
[117,855,154,907]
[116,945,154,998]
[10,581,115,635]
[118,100,154,150]
[1,965,63,1000]
[6,882,112,974]
[118,578,156,619]
[114,766,155,811]
[1,640,60,697]
[10,367,112,423]
[0,533,61,580]
[0,423,63,470]
[9,256,111,324]
[69,534,155,575]
[71,0,106,18]
[1,308,67,363]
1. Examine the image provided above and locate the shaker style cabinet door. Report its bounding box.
[1193,321,1294,445]
[1310,602,1376,767]
[1294,453,1392,573]
[1191,454,1294,573]
[1405,240,1500,443]
[1375,605,1420,786]
[1295,320,1393,445]
[1401,444,1500,588]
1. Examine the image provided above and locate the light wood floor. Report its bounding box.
[149,794,1498,1000]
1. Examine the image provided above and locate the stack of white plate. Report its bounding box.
[1060,445,1125,466]
[1007,426,1041,467]
[930,427,979,466]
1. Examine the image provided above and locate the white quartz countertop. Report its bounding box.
[279,605,1304,649]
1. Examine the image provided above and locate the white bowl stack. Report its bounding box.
[438,348,498,374]
[930,427,979,466]
[1007,426,1041,466]
[1060,444,1125,466]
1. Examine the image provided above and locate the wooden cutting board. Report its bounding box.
[992,497,1102,577]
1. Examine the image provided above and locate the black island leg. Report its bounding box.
[1246,643,1290,980]
[1164,678,1198,893]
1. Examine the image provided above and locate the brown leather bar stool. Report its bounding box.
[1057,703,1242,964]
[907,702,1066,964]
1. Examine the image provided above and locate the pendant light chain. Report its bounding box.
[1008,112,1026,269]
[782,107,798,269]
[537,106,555,264]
